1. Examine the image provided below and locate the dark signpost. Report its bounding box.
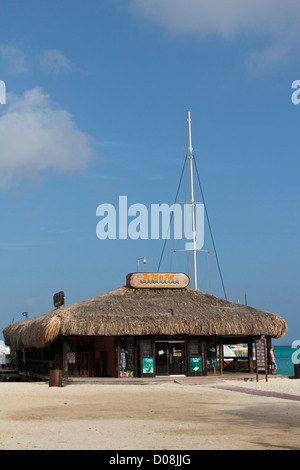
[255,338,268,382]
[53,291,65,309]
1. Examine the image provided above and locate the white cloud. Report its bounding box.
[39,49,74,75]
[128,0,300,37]
[0,88,96,188]
[0,44,75,76]
[246,39,292,77]
[127,0,300,70]
[0,44,28,75]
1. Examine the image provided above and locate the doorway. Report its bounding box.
[155,340,185,375]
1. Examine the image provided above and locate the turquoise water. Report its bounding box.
[273,345,297,376]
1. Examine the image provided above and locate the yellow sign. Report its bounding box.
[126,272,189,288]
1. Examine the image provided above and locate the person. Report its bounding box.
[120,348,127,371]
[269,346,277,374]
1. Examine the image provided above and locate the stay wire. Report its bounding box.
[193,158,227,300]
[157,154,188,272]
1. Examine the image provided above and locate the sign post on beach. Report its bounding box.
[255,339,268,382]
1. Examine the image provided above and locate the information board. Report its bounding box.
[255,339,268,382]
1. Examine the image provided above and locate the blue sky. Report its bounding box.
[0,0,299,345]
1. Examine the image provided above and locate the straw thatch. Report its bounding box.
[3,286,287,350]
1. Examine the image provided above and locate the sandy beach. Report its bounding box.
[0,376,299,451]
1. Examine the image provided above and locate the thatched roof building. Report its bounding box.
[3,285,287,351]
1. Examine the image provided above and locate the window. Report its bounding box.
[142,338,152,356]
[190,337,201,355]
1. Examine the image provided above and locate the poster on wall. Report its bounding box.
[143,357,154,373]
[190,357,202,373]
[68,352,75,363]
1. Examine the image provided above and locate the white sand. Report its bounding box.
[0,377,299,450]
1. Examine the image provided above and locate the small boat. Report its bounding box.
[223,345,236,357]
[0,340,11,368]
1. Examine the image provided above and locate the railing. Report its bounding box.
[223,357,250,373]
[18,359,55,377]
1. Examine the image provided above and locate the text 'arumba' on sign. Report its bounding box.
[126,272,189,288]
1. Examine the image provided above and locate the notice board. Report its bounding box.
[255,339,268,382]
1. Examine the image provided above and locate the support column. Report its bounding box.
[62,337,68,378]
[266,337,272,375]
[248,336,254,373]
[114,337,120,378]
[219,337,223,375]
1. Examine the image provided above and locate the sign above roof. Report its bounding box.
[53,291,65,308]
[126,272,189,289]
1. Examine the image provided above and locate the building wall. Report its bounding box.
[56,334,258,378]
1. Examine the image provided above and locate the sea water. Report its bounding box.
[273,345,296,376]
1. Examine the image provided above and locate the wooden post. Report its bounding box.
[62,337,68,378]
[186,336,190,376]
[49,369,62,387]
[219,337,223,375]
[114,337,120,377]
[202,339,207,376]
[248,336,254,373]
[23,347,26,373]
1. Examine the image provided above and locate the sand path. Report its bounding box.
[0,377,299,450]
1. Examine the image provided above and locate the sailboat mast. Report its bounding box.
[187,110,198,290]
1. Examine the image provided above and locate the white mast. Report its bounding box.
[187,110,198,290]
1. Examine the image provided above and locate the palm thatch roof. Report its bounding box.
[3,286,287,350]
